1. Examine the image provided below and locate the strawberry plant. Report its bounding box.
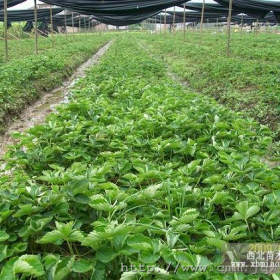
[138,32,280,143]
[0,34,112,133]
[0,36,279,279]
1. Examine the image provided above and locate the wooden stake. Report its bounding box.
[183,4,186,41]
[266,21,268,35]
[72,12,74,37]
[164,9,167,35]
[50,6,54,47]
[79,14,81,35]
[4,0,8,62]
[64,10,68,40]
[34,0,38,55]
[241,13,244,38]
[199,0,206,46]
[7,32,19,40]
[172,6,176,34]
[227,0,233,57]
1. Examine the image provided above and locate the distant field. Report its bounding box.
[139,32,280,142]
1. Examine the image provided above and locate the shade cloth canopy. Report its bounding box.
[0,8,64,22]
[22,20,33,32]
[179,2,230,13]
[40,0,186,15]
[167,10,229,20]
[215,0,280,18]
[91,12,159,25]
[0,0,26,9]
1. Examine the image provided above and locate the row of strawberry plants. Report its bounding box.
[0,35,101,64]
[0,36,279,279]
[138,32,280,143]
[0,34,112,133]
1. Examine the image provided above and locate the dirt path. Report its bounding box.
[0,41,113,159]
[137,40,191,88]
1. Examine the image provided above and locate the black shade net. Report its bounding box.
[39,0,187,25]
[0,0,26,9]
[22,20,33,32]
[63,16,97,28]
[215,0,280,18]
[91,12,159,26]
[231,12,277,23]
[179,2,230,13]
[216,0,280,12]
[151,14,184,24]
[40,0,187,15]
[38,21,49,36]
[167,10,229,20]
[0,8,64,22]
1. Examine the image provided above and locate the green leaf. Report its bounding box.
[0,258,17,280]
[97,247,118,263]
[127,234,152,251]
[179,209,199,224]
[233,201,260,221]
[37,230,64,245]
[91,262,106,280]
[120,271,138,280]
[54,257,75,280]
[0,231,9,242]
[140,250,160,264]
[73,260,93,273]
[14,255,44,277]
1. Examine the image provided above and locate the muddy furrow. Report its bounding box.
[0,41,113,159]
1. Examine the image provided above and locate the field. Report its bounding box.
[139,32,280,139]
[0,31,280,279]
[0,34,112,132]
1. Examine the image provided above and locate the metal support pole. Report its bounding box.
[50,6,54,47]
[199,0,206,46]
[72,12,74,37]
[164,9,167,35]
[227,0,233,57]
[241,13,244,38]
[172,6,176,34]
[4,0,8,62]
[266,21,268,35]
[64,10,67,40]
[84,18,86,36]
[79,14,81,35]
[34,0,38,55]
[183,4,186,41]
